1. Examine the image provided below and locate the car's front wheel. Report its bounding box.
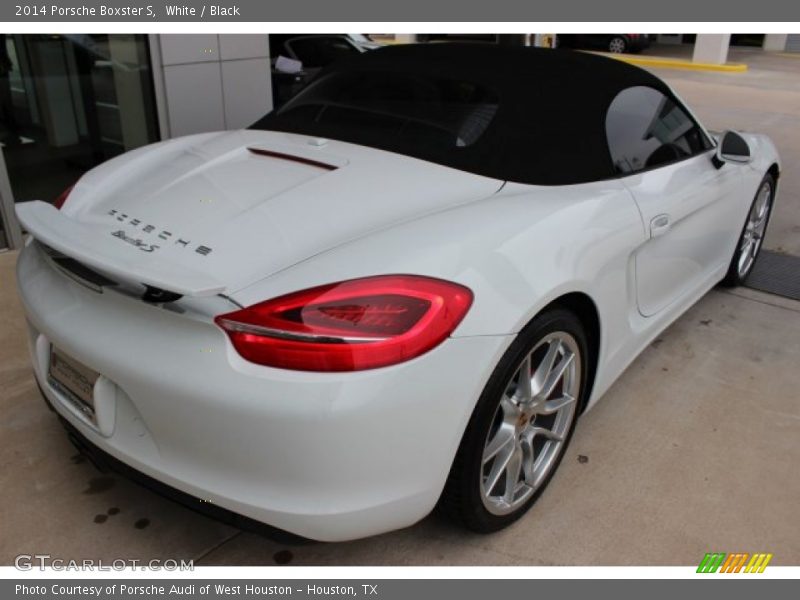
[440,308,588,533]
[722,173,775,286]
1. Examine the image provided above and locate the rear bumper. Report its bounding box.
[49,402,306,543]
[17,241,512,541]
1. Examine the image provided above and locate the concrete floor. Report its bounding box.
[1,49,799,567]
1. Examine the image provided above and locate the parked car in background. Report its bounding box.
[269,34,372,107]
[346,34,384,51]
[556,34,651,54]
[416,34,499,43]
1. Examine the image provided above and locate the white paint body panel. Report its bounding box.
[31,130,502,295]
[15,119,779,540]
[624,149,743,316]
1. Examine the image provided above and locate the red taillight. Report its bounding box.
[215,275,473,371]
[54,184,75,210]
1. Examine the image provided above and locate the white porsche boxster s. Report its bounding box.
[15,44,779,541]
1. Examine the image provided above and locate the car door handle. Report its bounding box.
[650,214,671,238]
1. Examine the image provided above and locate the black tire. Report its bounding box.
[608,36,628,53]
[721,173,775,287]
[439,308,590,533]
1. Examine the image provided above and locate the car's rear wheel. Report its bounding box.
[440,308,588,532]
[608,36,628,53]
[722,174,775,286]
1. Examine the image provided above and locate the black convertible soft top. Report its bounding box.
[253,43,673,185]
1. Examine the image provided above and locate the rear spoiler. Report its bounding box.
[16,201,226,297]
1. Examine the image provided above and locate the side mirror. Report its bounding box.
[712,130,752,169]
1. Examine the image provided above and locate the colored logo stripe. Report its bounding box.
[697,553,773,573]
[697,553,726,573]
[745,553,773,573]
[720,553,748,573]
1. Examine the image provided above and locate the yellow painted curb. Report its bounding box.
[597,52,748,73]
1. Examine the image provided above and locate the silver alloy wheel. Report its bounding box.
[737,181,772,279]
[608,37,627,53]
[480,332,581,515]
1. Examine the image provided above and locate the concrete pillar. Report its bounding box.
[0,149,22,249]
[693,34,731,65]
[109,35,151,150]
[763,34,788,52]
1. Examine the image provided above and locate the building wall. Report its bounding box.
[763,34,788,52]
[152,34,273,138]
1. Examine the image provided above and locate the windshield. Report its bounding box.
[253,70,499,151]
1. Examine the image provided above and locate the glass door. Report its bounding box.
[0,34,160,221]
[0,146,19,250]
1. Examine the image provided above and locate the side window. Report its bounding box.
[605,86,713,175]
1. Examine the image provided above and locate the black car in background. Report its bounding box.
[556,34,651,54]
[269,34,369,107]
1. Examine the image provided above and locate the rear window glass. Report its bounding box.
[271,71,499,150]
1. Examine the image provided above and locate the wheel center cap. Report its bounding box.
[516,412,529,430]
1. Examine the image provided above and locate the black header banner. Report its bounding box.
[2,0,799,22]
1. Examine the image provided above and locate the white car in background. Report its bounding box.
[346,34,384,51]
[15,44,779,541]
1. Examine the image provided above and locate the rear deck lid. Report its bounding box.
[17,130,502,296]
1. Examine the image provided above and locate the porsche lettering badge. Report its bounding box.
[107,209,213,256]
